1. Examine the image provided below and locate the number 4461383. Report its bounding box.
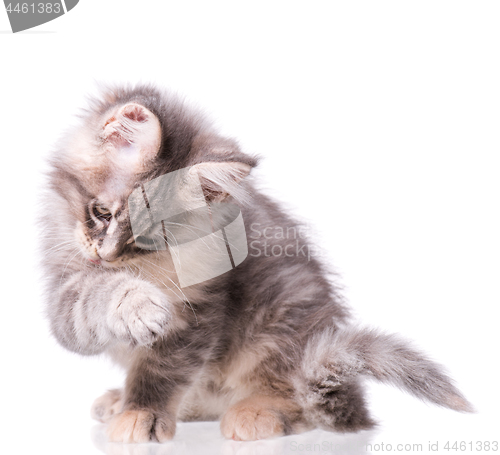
[5,3,62,14]
[444,441,498,451]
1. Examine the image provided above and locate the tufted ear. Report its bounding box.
[189,161,252,203]
[101,103,162,166]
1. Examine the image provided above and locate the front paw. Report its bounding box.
[108,279,171,346]
[107,409,176,443]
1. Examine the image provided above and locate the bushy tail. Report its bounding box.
[295,326,473,431]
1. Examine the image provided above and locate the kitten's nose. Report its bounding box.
[98,239,123,262]
[97,249,120,262]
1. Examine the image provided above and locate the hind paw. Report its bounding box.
[91,389,123,423]
[220,397,285,441]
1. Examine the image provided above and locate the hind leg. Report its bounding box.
[220,394,305,441]
[306,380,376,432]
[91,389,123,423]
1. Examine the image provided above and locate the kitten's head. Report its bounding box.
[47,85,257,269]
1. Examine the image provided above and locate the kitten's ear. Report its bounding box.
[101,103,162,163]
[189,161,253,203]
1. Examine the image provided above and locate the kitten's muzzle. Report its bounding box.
[97,237,125,262]
[97,249,121,262]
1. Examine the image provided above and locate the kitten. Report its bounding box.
[40,84,472,443]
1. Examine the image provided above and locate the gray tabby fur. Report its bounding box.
[39,84,473,443]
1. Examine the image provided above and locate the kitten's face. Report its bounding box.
[72,102,164,267]
[49,87,256,270]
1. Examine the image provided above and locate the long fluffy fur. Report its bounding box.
[39,84,472,443]
[295,326,472,431]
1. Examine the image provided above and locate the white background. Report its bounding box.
[1,2,498,454]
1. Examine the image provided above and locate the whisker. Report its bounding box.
[138,256,198,324]
[58,247,84,287]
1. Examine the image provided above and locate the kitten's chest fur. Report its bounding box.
[182,345,284,421]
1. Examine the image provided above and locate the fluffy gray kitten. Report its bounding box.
[40,84,472,443]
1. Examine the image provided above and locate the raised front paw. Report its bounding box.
[107,409,176,443]
[108,279,171,346]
